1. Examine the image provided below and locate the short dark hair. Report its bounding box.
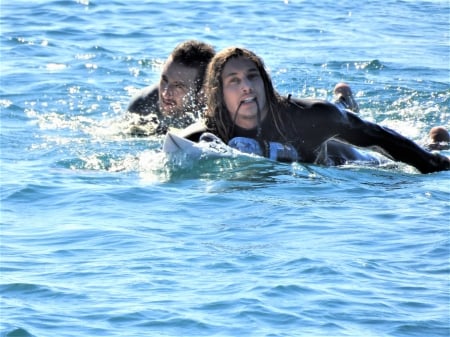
[170,40,216,93]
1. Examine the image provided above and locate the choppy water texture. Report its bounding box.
[1,1,449,336]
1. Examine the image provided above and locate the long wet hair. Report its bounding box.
[204,47,287,143]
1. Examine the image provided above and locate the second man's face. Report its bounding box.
[159,57,199,117]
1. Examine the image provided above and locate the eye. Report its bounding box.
[248,73,260,80]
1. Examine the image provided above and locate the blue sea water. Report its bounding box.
[1,0,450,336]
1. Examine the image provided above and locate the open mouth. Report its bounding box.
[162,99,175,106]
[161,99,176,110]
[241,96,256,104]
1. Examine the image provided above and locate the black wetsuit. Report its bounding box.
[182,97,450,174]
[127,84,160,116]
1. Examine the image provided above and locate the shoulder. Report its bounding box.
[127,84,159,116]
[279,96,359,142]
[288,96,338,110]
[284,96,344,121]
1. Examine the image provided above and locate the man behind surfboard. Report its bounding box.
[126,40,216,135]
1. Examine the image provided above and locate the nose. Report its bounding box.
[161,84,173,98]
[241,77,253,93]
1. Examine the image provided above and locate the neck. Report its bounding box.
[235,116,261,130]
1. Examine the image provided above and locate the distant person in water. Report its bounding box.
[182,46,449,173]
[333,82,360,113]
[427,126,450,151]
[126,40,216,135]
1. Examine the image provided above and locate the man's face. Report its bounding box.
[158,56,199,117]
[222,56,267,130]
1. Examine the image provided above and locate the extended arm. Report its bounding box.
[336,111,450,173]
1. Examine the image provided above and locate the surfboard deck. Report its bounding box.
[162,131,314,175]
[163,131,245,158]
[163,131,199,153]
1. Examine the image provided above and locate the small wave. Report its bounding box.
[0,282,86,302]
[56,152,143,172]
[136,316,215,332]
[354,59,384,70]
[264,284,320,297]
[3,327,36,337]
[323,59,385,71]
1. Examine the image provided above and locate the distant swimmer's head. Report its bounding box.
[428,126,450,151]
[333,82,360,113]
[158,40,215,118]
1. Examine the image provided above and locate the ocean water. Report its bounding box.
[1,1,449,336]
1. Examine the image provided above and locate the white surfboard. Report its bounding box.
[163,131,200,154]
[163,131,248,159]
[162,131,314,175]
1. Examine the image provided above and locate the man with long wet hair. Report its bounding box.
[187,47,449,173]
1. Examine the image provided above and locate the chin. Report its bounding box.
[162,107,179,116]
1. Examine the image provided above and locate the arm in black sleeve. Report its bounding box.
[335,110,450,174]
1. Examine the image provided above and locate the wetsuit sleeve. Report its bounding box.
[335,111,450,174]
[127,84,159,116]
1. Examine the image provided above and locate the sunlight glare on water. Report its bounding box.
[1,1,449,336]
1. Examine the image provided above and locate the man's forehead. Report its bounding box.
[162,60,198,84]
[223,57,258,77]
